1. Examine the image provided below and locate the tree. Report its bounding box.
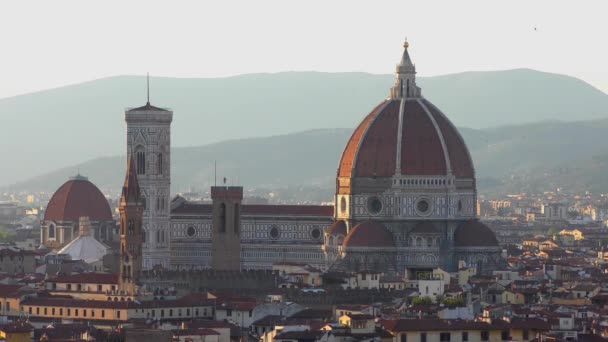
[411,296,433,305]
[441,296,465,308]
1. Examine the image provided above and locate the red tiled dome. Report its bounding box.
[343,221,394,248]
[326,220,347,236]
[453,220,498,247]
[338,98,474,179]
[44,176,112,222]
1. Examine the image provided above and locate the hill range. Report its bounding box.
[8,118,608,198]
[2,69,608,195]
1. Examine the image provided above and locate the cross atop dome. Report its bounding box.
[390,38,421,99]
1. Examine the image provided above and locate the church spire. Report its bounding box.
[390,38,421,99]
[121,155,141,204]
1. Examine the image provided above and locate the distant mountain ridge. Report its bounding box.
[1,69,607,186]
[8,117,608,197]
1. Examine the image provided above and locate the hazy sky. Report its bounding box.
[1,0,607,98]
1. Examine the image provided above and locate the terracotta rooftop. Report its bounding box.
[343,221,395,248]
[0,321,33,333]
[172,202,333,217]
[44,177,112,222]
[326,220,347,235]
[454,220,499,247]
[337,98,474,179]
[380,318,549,332]
[46,272,118,285]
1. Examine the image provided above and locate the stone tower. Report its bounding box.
[210,186,242,270]
[125,94,173,270]
[119,156,144,295]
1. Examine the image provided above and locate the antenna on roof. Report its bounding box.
[214,161,217,187]
[146,73,150,105]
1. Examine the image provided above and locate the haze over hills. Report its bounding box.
[8,117,608,199]
[1,69,608,186]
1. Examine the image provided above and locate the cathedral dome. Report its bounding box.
[44,175,112,222]
[453,220,498,247]
[343,221,394,248]
[337,41,474,180]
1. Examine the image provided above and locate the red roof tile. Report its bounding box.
[343,221,394,248]
[338,101,389,178]
[172,203,333,217]
[353,100,400,177]
[401,100,446,175]
[454,220,499,247]
[47,272,118,285]
[337,98,474,179]
[0,321,33,333]
[326,221,347,235]
[425,100,475,178]
[0,284,25,298]
[44,178,112,222]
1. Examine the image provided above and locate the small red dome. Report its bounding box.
[337,98,474,179]
[343,221,394,248]
[454,220,498,247]
[326,220,347,236]
[44,176,113,222]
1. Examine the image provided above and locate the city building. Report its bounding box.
[40,175,115,249]
[40,39,503,275]
[125,99,173,269]
[165,40,503,274]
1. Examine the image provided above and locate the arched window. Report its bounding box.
[234,203,240,234]
[157,153,163,175]
[416,237,423,247]
[136,148,146,175]
[427,237,433,247]
[48,224,56,239]
[128,220,134,234]
[219,203,226,233]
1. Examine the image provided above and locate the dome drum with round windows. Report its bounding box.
[269,226,280,239]
[367,196,383,215]
[186,226,196,238]
[415,198,432,216]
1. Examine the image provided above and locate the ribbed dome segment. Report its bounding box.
[44,177,112,222]
[337,98,474,179]
[337,40,474,181]
[343,221,394,248]
[453,220,498,247]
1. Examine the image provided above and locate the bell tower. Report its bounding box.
[118,156,144,295]
[210,186,242,270]
[125,76,173,269]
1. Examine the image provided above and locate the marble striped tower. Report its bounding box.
[125,85,173,270]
